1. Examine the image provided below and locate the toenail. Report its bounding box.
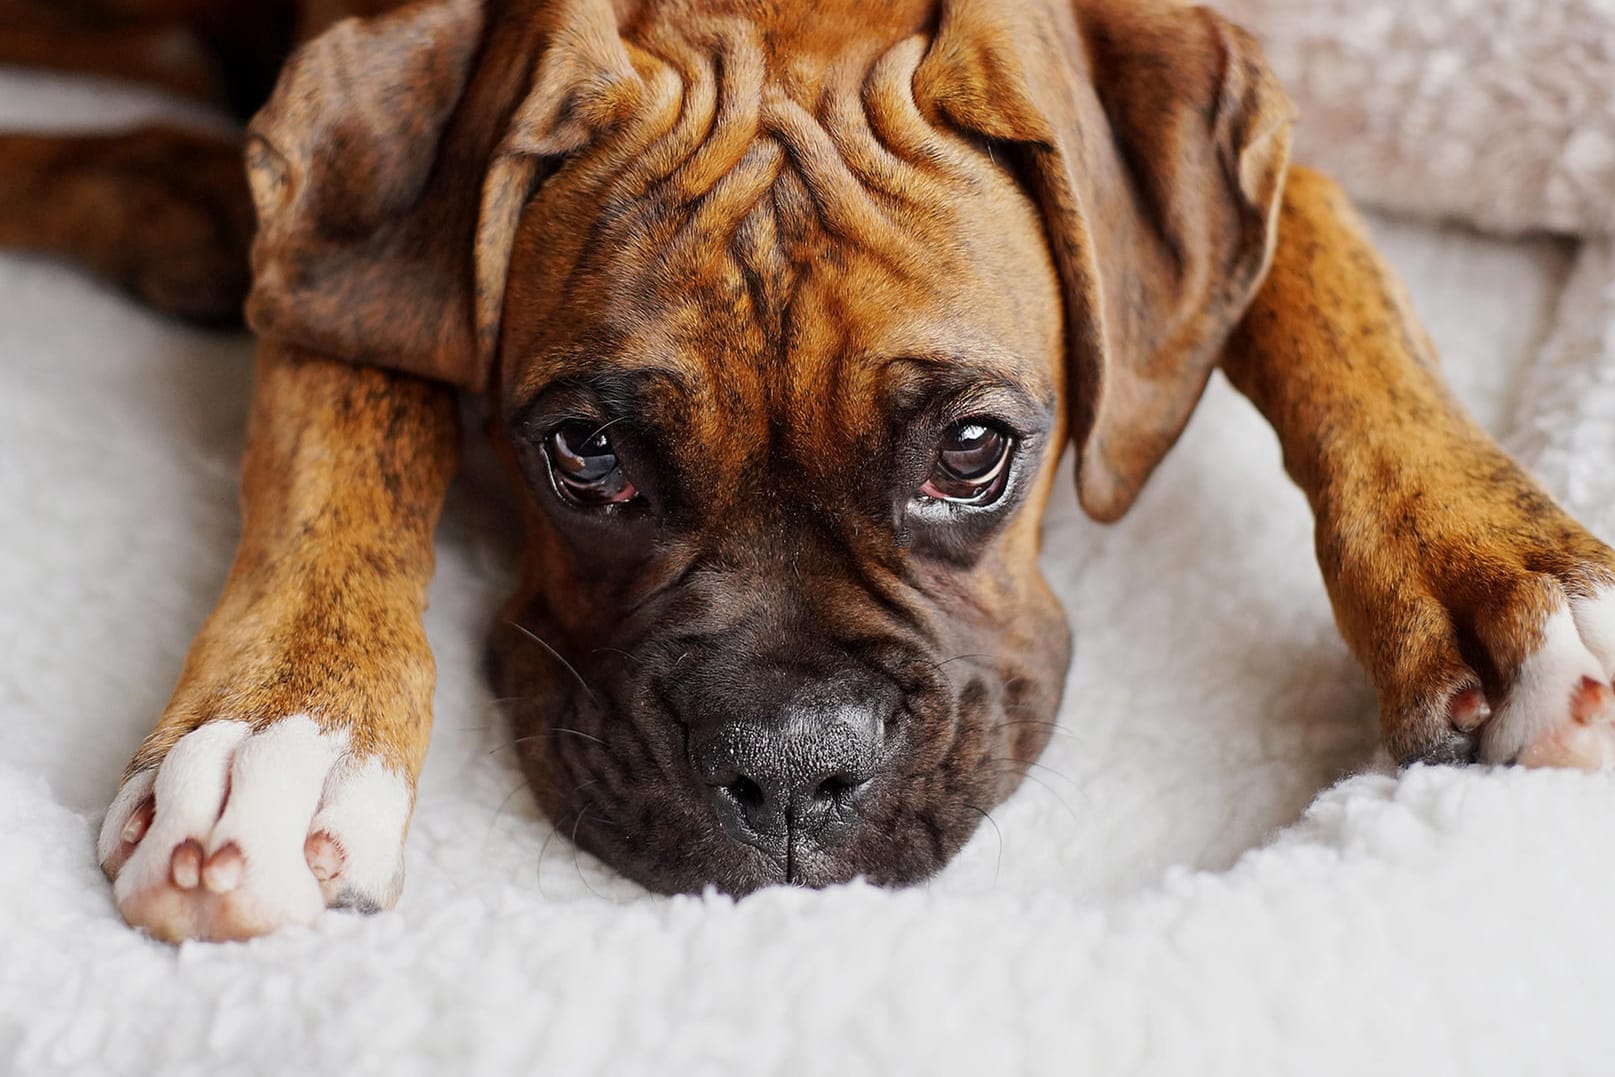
[171,840,204,890]
[1449,688,1492,732]
[304,831,345,882]
[202,843,244,894]
[1570,676,1614,724]
[121,800,154,844]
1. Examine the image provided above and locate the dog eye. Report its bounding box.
[546,422,639,506]
[919,420,1013,504]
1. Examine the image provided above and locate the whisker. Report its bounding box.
[994,718,1076,741]
[535,779,600,899]
[572,808,609,902]
[552,726,607,746]
[535,813,563,899]
[484,778,536,848]
[589,646,643,668]
[502,620,600,705]
[487,728,605,756]
[963,802,1002,886]
[1026,759,1079,787]
[933,653,994,668]
[989,765,1080,823]
[991,757,1081,790]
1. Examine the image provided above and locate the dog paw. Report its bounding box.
[1472,590,1615,768]
[1390,579,1615,770]
[97,716,411,943]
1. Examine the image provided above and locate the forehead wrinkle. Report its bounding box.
[862,36,984,185]
[528,7,1035,438]
[668,19,769,201]
[675,137,785,247]
[757,90,894,241]
[607,43,716,205]
[816,39,982,217]
[729,174,793,345]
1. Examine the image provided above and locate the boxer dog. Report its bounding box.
[4,0,1613,942]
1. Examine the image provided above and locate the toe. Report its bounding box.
[122,798,155,845]
[202,843,244,894]
[170,840,204,890]
[1516,676,1615,770]
[1570,585,1615,678]
[104,717,412,941]
[1447,688,1492,733]
[1479,606,1608,764]
[98,770,157,878]
[1569,676,1614,724]
[306,754,410,911]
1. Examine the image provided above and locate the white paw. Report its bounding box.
[98,716,412,942]
[1479,587,1615,769]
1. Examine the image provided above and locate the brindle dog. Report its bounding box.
[6,0,1615,942]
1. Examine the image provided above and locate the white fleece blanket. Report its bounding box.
[5,14,1615,1070]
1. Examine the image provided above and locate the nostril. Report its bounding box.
[812,774,862,803]
[727,774,766,810]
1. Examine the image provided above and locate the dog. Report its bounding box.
[4,0,1614,943]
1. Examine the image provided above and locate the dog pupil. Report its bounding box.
[942,422,1002,480]
[555,425,617,484]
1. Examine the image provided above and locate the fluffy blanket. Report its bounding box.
[5,3,1615,1069]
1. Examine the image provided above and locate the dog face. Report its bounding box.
[244,0,1292,892]
[489,52,1073,890]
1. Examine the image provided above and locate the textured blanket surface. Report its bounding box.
[4,38,1615,1077]
[1221,0,1615,237]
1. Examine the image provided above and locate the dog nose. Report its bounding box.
[696,675,889,849]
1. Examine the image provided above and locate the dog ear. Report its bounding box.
[917,0,1293,521]
[245,0,492,387]
[245,0,639,391]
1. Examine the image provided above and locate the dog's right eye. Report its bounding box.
[545,422,639,507]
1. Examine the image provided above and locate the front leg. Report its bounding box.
[98,342,459,942]
[1224,168,1615,769]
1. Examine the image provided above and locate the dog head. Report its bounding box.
[244,0,1291,892]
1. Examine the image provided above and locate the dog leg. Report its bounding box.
[1222,167,1615,769]
[0,127,253,323]
[98,343,459,942]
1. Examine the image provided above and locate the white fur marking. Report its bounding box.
[203,716,344,930]
[103,716,413,938]
[1480,599,1613,765]
[309,755,412,907]
[113,720,250,906]
[1570,583,1615,678]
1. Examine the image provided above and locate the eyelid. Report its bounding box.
[934,392,1048,445]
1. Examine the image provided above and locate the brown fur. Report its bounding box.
[1223,171,1615,763]
[97,343,459,889]
[5,0,1612,938]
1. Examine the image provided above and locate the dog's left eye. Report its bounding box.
[919,420,1014,505]
[546,422,639,506]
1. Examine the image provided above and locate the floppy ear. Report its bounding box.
[245,0,491,387]
[245,0,641,391]
[917,0,1293,521]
